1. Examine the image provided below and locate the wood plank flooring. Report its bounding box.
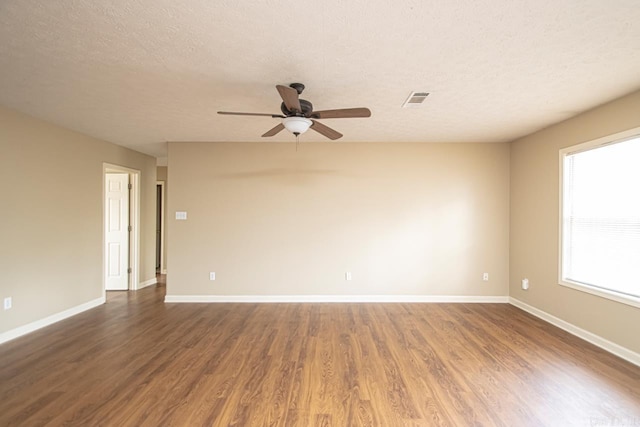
[1,283,639,426]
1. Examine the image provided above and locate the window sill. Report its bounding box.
[559,280,640,309]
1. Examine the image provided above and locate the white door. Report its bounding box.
[105,173,130,290]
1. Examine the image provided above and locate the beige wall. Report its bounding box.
[157,166,167,181]
[510,89,640,353]
[157,166,168,271]
[167,141,510,297]
[0,106,156,335]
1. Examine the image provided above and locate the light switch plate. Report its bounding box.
[176,211,187,220]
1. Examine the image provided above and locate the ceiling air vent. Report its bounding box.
[402,91,430,108]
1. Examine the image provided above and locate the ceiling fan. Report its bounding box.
[217,83,371,140]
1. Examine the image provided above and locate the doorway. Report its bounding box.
[156,181,165,274]
[103,163,140,293]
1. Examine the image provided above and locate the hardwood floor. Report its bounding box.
[1,284,639,426]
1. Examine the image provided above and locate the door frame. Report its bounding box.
[103,163,141,295]
[156,181,166,274]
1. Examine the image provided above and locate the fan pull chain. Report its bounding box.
[295,134,299,151]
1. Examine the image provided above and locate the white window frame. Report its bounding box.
[558,126,640,309]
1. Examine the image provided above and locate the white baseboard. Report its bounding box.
[161,269,167,275]
[165,294,509,303]
[0,297,105,345]
[509,297,640,367]
[138,278,158,289]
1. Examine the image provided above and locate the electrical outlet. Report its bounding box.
[482,273,489,281]
[209,272,216,281]
[4,297,12,310]
[345,272,352,281]
[522,278,529,290]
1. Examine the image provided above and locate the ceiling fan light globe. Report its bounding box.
[282,117,312,135]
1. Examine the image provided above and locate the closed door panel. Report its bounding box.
[105,173,129,290]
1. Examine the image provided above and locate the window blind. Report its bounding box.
[562,136,640,298]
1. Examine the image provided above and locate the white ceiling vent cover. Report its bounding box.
[402,91,430,108]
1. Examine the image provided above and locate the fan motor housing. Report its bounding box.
[281,99,313,117]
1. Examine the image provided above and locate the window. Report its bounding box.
[559,129,640,307]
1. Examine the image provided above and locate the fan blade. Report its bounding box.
[310,108,371,119]
[218,111,284,118]
[276,85,302,113]
[262,123,285,137]
[310,120,343,140]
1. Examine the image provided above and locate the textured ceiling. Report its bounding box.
[1,1,640,159]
